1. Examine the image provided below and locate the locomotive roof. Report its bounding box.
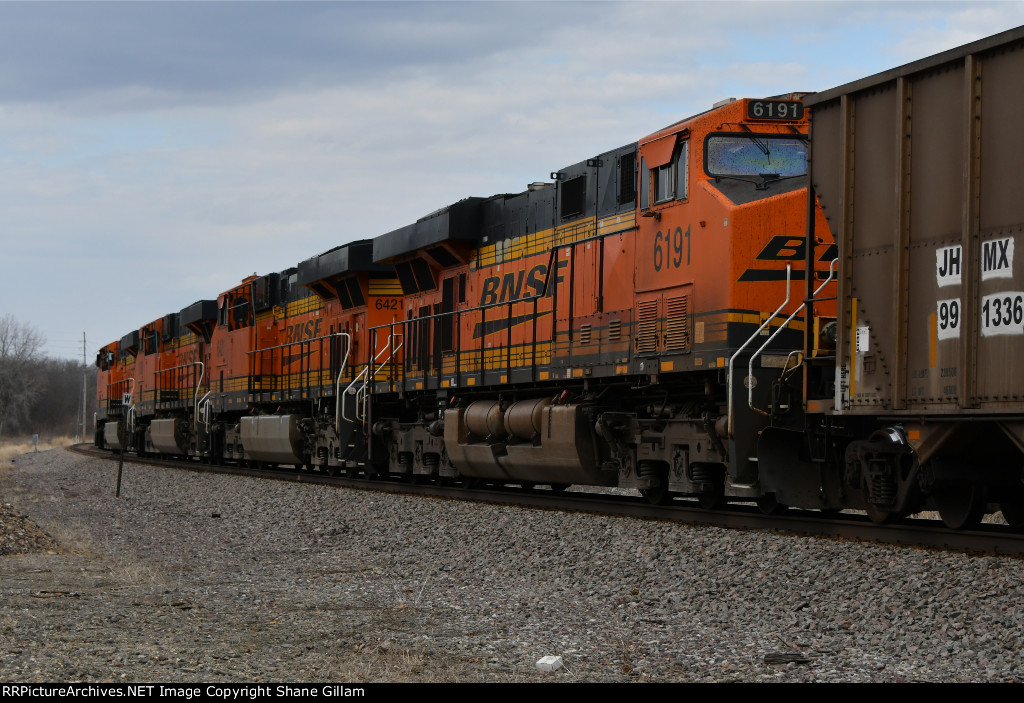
[373,196,487,263]
[296,239,389,286]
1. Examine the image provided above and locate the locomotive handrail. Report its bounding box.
[197,391,211,433]
[244,331,349,356]
[154,360,207,433]
[126,402,137,446]
[341,333,400,425]
[361,332,404,421]
[328,332,352,434]
[362,229,625,340]
[747,258,838,415]
[193,362,206,430]
[246,331,349,396]
[726,267,792,438]
[341,367,369,423]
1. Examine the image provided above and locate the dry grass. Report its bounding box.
[0,435,75,471]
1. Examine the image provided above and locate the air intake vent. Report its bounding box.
[664,295,690,352]
[635,300,659,354]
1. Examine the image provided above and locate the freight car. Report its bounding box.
[766,26,1024,529]
[95,26,1024,531]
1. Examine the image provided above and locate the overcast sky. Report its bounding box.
[2,1,1022,360]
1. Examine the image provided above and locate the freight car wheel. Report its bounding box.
[861,485,895,525]
[933,483,985,531]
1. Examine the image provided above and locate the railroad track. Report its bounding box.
[68,443,1024,558]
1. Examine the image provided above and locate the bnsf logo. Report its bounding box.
[479,260,567,306]
[739,236,839,281]
[284,319,322,343]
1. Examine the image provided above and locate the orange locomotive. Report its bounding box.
[94,94,833,509]
[94,239,403,472]
[362,95,834,507]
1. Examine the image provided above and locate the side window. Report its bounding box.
[232,295,250,330]
[653,140,688,203]
[654,162,675,203]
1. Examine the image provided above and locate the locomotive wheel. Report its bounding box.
[548,483,569,493]
[640,487,671,506]
[698,486,724,510]
[933,483,986,531]
[861,485,895,525]
[756,493,787,516]
[344,466,359,479]
[1000,501,1024,529]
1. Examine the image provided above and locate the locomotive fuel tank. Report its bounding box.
[444,401,614,486]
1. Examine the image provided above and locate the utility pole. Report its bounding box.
[82,332,87,444]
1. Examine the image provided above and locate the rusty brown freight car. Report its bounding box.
[780,26,1024,528]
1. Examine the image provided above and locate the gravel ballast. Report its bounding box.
[1,448,1022,683]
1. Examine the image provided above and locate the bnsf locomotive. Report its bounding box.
[96,26,1024,531]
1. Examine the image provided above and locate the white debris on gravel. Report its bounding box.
[1,448,1022,683]
[536,655,563,672]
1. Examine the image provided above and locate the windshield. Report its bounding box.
[705,134,807,178]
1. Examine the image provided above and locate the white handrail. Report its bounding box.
[747,259,838,413]
[341,333,399,424]
[726,266,791,438]
[331,332,352,433]
[357,333,404,423]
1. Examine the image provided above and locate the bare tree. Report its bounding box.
[0,314,47,439]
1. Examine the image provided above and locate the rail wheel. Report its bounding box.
[698,486,724,510]
[1000,501,1024,529]
[640,487,671,506]
[344,465,359,479]
[861,484,895,525]
[933,483,986,530]
[548,483,569,493]
[756,493,787,516]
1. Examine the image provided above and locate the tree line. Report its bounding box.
[0,314,98,441]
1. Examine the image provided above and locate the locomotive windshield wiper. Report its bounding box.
[713,172,801,191]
